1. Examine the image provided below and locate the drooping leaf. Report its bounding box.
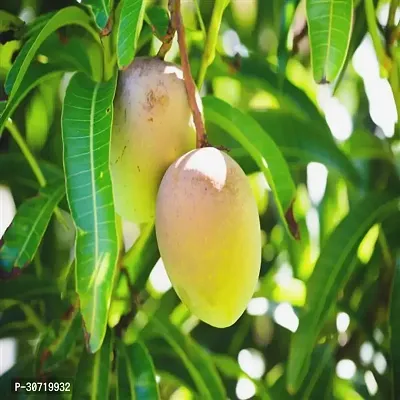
[271,344,334,399]
[306,0,353,83]
[0,62,63,137]
[145,6,170,38]
[287,194,400,392]
[205,54,323,122]
[5,6,100,99]
[0,180,64,276]
[116,339,160,400]
[203,96,298,239]
[250,110,361,185]
[332,0,370,94]
[41,309,83,372]
[39,32,103,82]
[62,72,119,353]
[72,329,114,400]
[117,0,146,68]
[389,256,400,397]
[81,0,112,30]
[148,317,226,400]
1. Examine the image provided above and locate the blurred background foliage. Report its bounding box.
[0,0,400,399]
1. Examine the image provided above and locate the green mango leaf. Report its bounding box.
[251,110,360,185]
[287,194,400,392]
[123,223,160,290]
[271,344,334,399]
[148,317,226,400]
[116,339,160,400]
[0,180,64,276]
[203,96,299,239]
[5,6,100,99]
[145,6,170,38]
[117,0,146,68]
[81,0,112,30]
[62,72,119,353]
[39,33,103,82]
[389,256,400,397]
[206,54,323,122]
[41,310,82,372]
[307,0,353,83]
[0,62,63,137]
[332,1,369,94]
[72,329,114,400]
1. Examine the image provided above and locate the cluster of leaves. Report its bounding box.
[0,0,400,399]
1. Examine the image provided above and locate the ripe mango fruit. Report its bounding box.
[111,57,199,223]
[155,147,261,327]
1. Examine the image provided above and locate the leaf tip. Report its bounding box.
[317,75,330,85]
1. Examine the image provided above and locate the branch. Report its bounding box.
[172,0,208,148]
[156,0,178,59]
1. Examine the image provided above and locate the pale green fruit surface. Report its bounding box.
[155,148,261,328]
[111,57,198,223]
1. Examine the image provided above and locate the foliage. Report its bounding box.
[0,0,400,399]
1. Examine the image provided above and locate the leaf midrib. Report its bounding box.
[88,82,100,343]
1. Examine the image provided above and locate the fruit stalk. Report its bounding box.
[171,0,208,148]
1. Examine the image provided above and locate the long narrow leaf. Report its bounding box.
[251,110,360,185]
[117,0,146,68]
[41,310,83,372]
[287,194,400,392]
[116,339,160,399]
[0,180,65,276]
[203,96,298,239]
[5,6,100,99]
[62,72,119,353]
[307,0,353,83]
[72,329,114,400]
[81,0,112,30]
[148,317,226,400]
[0,63,63,137]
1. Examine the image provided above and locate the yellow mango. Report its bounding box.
[111,57,199,223]
[155,147,261,327]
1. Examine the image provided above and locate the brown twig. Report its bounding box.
[172,0,208,148]
[156,0,178,59]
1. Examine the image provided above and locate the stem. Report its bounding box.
[6,120,66,225]
[170,0,207,148]
[157,0,178,59]
[6,120,46,186]
[387,0,399,31]
[196,0,229,90]
[193,0,206,36]
[365,0,392,77]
